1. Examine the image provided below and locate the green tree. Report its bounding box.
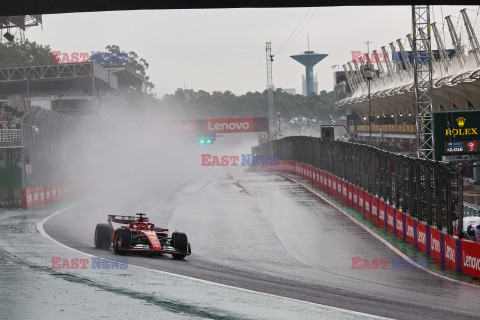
[0,40,53,67]
[161,88,339,122]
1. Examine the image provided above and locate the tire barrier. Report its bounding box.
[21,182,80,209]
[257,160,480,278]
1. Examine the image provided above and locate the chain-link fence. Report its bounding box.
[21,106,82,189]
[252,136,463,235]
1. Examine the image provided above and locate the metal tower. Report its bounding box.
[291,50,327,95]
[266,42,275,140]
[412,5,434,160]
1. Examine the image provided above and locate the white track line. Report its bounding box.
[276,172,480,289]
[36,201,390,319]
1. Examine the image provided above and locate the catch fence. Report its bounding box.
[252,136,463,235]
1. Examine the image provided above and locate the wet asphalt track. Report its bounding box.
[44,172,480,320]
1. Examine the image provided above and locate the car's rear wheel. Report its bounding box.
[171,232,190,260]
[94,223,113,249]
[113,229,131,255]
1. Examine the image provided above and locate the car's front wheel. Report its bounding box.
[113,229,131,255]
[171,232,190,260]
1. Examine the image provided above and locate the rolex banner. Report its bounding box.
[433,110,480,159]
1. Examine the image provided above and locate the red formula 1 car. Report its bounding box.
[94,213,191,259]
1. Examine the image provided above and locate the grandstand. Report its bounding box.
[335,8,480,153]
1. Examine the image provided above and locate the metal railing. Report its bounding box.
[253,136,463,235]
[0,129,22,142]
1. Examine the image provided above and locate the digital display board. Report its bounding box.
[444,140,479,154]
[433,111,480,159]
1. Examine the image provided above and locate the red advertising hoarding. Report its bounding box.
[405,215,415,246]
[430,227,442,261]
[332,177,337,199]
[358,189,364,215]
[461,240,480,278]
[337,178,343,202]
[348,183,353,208]
[395,210,404,239]
[417,221,428,253]
[444,235,458,272]
[364,192,371,221]
[378,199,385,229]
[371,196,378,227]
[386,205,395,233]
[164,120,199,135]
[353,186,358,211]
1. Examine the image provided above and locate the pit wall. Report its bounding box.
[259,160,480,279]
[16,183,80,209]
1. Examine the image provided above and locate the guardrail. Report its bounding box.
[0,129,22,142]
[252,136,463,236]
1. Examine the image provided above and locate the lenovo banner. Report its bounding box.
[405,215,415,246]
[430,227,442,261]
[163,117,268,135]
[461,240,480,278]
[164,120,199,135]
[417,221,428,253]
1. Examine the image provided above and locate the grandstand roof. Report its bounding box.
[336,51,480,118]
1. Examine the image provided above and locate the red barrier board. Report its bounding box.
[417,221,428,253]
[405,215,415,245]
[386,205,395,233]
[327,174,332,196]
[45,186,51,204]
[22,189,33,209]
[33,188,39,207]
[358,189,364,214]
[39,186,45,206]
[378,199,385,229]
[395,210,404,239]
[337,178,343,202]
[364,192,371,221]
[332,177,337,199]
[353,186,358,211]
[371,196,378,227]
[348,183,353,208]
[319,171,324,192]
[63,183,67,197]
[461,240,480,278]
[57,184,62,200]
[51,186,57,202]
[430,227,442,261]
[342,181,348,206]
[444,235,457,272]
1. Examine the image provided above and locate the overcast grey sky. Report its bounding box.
[25,5,480,97]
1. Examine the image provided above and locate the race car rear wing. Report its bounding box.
[108,215,149,224]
